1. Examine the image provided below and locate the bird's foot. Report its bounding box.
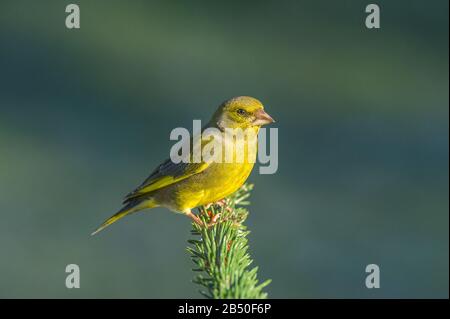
[207,213,221,227]
[199,199,232,227]
[200,208,221,227]
[185,210,204,226]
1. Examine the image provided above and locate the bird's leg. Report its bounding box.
[208,213,221,227]
[205,199,230,227]
[201,199,232,227]
[184,209,203,226]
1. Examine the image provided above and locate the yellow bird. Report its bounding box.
[92,96,274,235]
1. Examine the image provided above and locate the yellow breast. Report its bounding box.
[168,127,259,210]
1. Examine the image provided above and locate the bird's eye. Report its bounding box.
[236,108,246,116]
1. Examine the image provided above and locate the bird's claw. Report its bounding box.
[186,210,203,226]
[207,213,221,227]
[195,199,232,227]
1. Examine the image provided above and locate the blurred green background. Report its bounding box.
[0,0,448,298]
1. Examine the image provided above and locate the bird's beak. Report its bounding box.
[253,109,275,126]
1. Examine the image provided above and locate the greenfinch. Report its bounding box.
[92,96,274,235]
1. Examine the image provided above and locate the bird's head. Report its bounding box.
[211,96,275,130]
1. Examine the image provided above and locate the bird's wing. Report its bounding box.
[124,127,221,203]
[123,159,209,203]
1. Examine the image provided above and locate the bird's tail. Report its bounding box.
[91,199,157,236]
